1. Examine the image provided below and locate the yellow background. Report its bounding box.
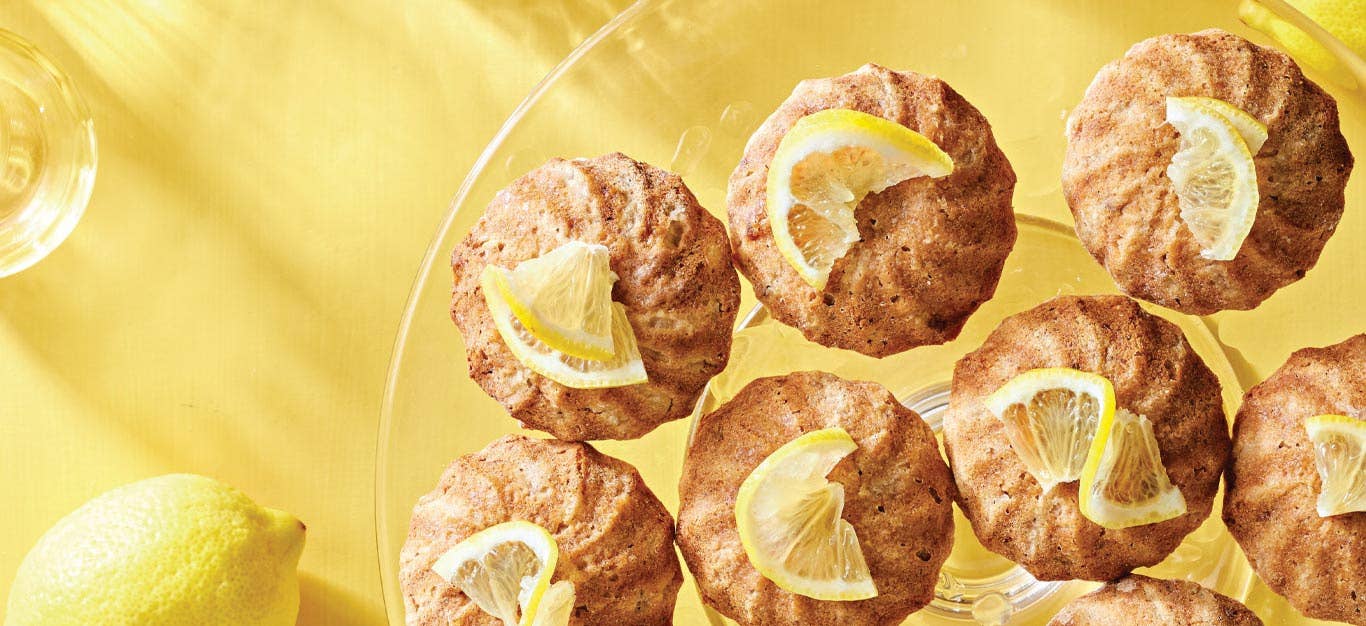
[0,1,1361,625]
[0,1,630,623]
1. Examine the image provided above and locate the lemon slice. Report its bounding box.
[432,521,568,626]
[985,368,1117,492]
[1172,96,1268,154]
[530,581,575,626]
[734,427,877,601]
[1165,96,1262,261]
[486,241,616,361]
[1079,409,1187,529]
[766,108,954,288]
[1304,414,1366,517]
[482,267,647,389]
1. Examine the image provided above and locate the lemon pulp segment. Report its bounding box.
[1165,96,1262,261]
[432,521,561,626]
[530,581,575,626]
[985,368,1117,492]
[766,108,953,288]
[1304,414,1366,517]
[1079,409,1187,529]
[482,266,647,389]
[734,427,877,601]
[488,241,616,361]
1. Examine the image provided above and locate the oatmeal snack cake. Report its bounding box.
[728,64,1016,357]
[450,152,740,440]
[1224,334,1366,625]
[677,371,955,625]
[1064,29,1353,314]
[400,435,683,625]
[944,295,1229,581]
[1048,574,1262,626]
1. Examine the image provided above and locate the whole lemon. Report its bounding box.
[5,474,305,626]
[1243,0,1366,77]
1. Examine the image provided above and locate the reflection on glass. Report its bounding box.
[0,28,95,277]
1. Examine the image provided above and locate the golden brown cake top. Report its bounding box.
[728,64,1016,357]
[399,435,683,626]
[1064,29,1353,314]
[1048,575,1263,626]
[943,295,1229,581]
[1224,334,1366,625]
[450,152,740,440]
[676,371,955,626]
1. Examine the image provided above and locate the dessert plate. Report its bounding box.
[378,1,1365,624]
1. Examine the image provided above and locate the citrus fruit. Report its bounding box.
[1304,414,1366,517]
[766,108,953,288]
[481,264,647,389]
[486,241,616,361]
[432,520,570,626]
[1079,409,1187,529]
[1165,96,1261,261]
[734,427,877,601]
[5,474,305,626]
[985,367,1117,492]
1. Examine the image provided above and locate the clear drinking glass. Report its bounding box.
[0,28,95,278]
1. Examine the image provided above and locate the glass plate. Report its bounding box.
[377,1,1364,624]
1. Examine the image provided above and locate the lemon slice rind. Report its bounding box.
[1165,96,1261,262]
[1079,409,1187,529]
[735,427,878,601]
[432,520,559,626]
[489,241,616,362]
[766,108,954,288]
[482,267,647,389]
[1170,96,1268,154]
[1304,414,1366,518]
[985,368,1117,492]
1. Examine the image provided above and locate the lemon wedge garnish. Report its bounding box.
[1174,96,1268,154]
[481,258,647,390]
[530,581,575,626]
[766,108,954,288]
[1166,96,1263,261]
[432,521,573,626]
[735,427,877,601]
[486,241,616,361]
[1304,414,1366,517]
[1079,409,1187,529]
[985,368,1117,492]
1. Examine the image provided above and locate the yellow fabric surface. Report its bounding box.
[0,1,628,624]
[0,1,1361,625]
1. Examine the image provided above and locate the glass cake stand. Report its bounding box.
[377,1,1365,624]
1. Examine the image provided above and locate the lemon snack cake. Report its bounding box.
[942,295,1231,582]
[450,152,741,441]
[400,435,683,626]
[676,371,955,626]
[1224,334,1366,625]
[727,64,1017,358]
[1047,574,1263,626]
[1063,29,1354,315]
